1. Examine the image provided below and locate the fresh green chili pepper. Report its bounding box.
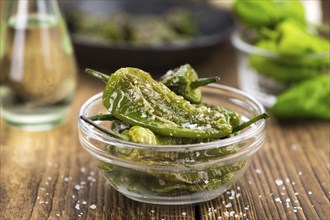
[233,0,305,28]
[160,64,220,104]
[249,20,330,83]
[272,74,330,120]
[274,20,329,56]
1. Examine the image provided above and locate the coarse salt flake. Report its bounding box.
[308,191,312,195]
[159,179,165,186]
[75,185,81,191]
[225,203,232,208]
[90,204,97,209]
[275,179,283,186]
[255,169,262,174]
[182,212,186,216]
[275,198,281,202]
[75,204,80,210]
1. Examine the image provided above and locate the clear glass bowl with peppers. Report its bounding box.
[78,65,267,205]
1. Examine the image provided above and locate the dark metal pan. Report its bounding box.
[61,1,236,72]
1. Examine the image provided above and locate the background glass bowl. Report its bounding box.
[231,28,329,108]
[78,84,267,205]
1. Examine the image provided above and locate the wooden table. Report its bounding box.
[1,38,330,219]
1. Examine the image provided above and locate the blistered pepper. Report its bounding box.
[272,74,330,120]
[89,67,232,139]
[84,68,267,139]
[160,64,220,104]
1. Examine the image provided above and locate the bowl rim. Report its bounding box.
[78,84,266,153]
[231,28,329,59]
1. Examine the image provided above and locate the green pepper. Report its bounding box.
[272,74,330,120]
[249,20,330,83]
[160,64,220,104]
[98,67,233,139]
[233,0,305,28]
[275,20,329,56]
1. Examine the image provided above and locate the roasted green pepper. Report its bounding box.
[272,74,330,120]
[100,67,234,139]
[160,64,220,104]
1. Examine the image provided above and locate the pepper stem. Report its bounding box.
[80,115,129,141]
[85,68,110,83]
[232,113,269,133]
[89,114,115,121]
[190,76,221,89]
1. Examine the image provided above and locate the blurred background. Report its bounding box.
[57,0,328,74]
[59,0,236,72]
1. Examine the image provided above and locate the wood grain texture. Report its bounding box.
[1,28,330,220]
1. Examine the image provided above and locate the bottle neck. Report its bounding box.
[6,0,61,28]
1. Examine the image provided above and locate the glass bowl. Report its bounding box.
[78,84,267,205]
[231,28,329,108]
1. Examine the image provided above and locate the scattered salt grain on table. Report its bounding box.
[225,203,232,208]
[255,169,262,174]
[75,185,81,191]
[275,198,282,203]
[275,179,283,186]
[90,204,97,209]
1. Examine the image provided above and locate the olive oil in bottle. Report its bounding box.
[0,0,77,131]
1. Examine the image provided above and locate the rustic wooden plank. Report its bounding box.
[197,118,330,220]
